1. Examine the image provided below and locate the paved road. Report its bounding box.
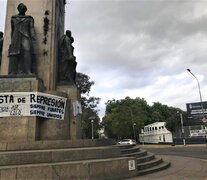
[141,145,207,160]
[128,155,207,180]
[127,145,207,180]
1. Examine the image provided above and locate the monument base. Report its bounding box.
[38,90,70,141]
[0,77,81,142]
[0,117,39,142]
[0,76,44,142]
[0,75,45,92]
[56,85,82,140]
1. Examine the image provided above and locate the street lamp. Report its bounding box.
[89,117,95,140]
[133,123,137,141]
[187,69,205,121]
[91,119,94,140]
[129,108,136,140]
[177,111,185,145]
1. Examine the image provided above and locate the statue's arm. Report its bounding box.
[10,18,14,39]
[29,17,36,40]
[66,39,73,58]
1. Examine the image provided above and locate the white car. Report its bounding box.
[117,139,136,145]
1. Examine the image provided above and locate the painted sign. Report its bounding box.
[186,101,207,120]
[128,160,136,171]
[0,92,67,120]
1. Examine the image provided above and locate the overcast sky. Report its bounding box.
[1,0,207,118]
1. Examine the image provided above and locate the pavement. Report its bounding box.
[127,144,207,180]
[140,144,207,148]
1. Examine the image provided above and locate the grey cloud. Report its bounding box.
[1,0,207,116]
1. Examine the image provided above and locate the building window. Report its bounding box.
[159,136,161,141]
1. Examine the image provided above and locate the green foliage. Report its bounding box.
[103,97,188,139]
[103,97,151,139]
[76,72,100,139]
[76,72,94,95]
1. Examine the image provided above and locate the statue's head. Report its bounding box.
[66,30,71,37]
[17,3,27,14]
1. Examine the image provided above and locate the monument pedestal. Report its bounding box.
[56,85,82,140]
[0,117,39,142]
[38,90,70,140]
[0,75,45,92]
[0,76,44,142]
[0,77,81,141]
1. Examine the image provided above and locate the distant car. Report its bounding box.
[117,139,136,145]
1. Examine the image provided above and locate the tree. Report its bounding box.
[151,102,188,135]
[76,72,101,139]
[103,97,151,139]
[103,97,188,139]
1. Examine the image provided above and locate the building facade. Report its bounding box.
[139,122,173,144]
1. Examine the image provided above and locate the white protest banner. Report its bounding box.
[0,92,67,120]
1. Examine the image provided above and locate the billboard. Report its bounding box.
[0,92,67,120]
[186,101,207,120]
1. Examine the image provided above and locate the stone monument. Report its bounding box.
[0,0,81,141]
[0,31,3,67]
[58,30,77,85]
[0,1,170,179]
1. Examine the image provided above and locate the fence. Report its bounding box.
[173,125,207,138]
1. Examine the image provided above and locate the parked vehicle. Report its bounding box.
[117,139,136,145]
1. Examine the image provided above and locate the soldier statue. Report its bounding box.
[58,30,77,84]
[9,3,36,75]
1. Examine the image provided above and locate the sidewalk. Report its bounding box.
[128,155,207,180]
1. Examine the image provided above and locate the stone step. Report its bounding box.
[137,161,171,176]
[121,149,147,158]
[137,157,163,170]
[137,153,155,163]
[116,144,136,149]
[120,146,140,154]
[0,157,137,180]
[0,139,116,151]
[0,146,121,166]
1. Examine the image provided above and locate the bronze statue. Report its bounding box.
[0,31,3,65]
[58,30,77,84]
[9,3,36,75]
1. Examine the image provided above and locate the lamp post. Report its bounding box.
[187,69,205,121]
[89,117,95,140]
[133,123,137,141]
[91,119,94,140]
[129,108,136,140]
[177,111,185,145]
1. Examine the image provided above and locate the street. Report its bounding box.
[127,145,207,179]
[141,145,207,160]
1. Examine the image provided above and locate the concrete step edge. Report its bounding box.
[137,157,163,170]
[137,161,171,176]
[137,153,155,163]
[121,149,147,157]
[120,146,140,154]
[0,147,121,166]
[0,156,132,169]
